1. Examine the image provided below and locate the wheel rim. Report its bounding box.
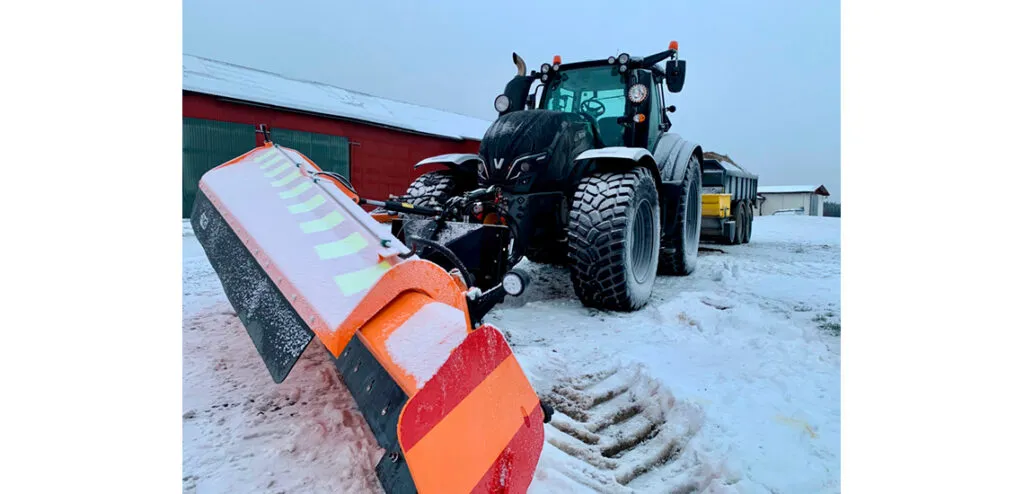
[630,199,656,283]
[685,175,700,249]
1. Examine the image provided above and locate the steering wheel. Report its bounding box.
[580,98,606,117]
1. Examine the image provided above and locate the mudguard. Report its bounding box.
[652,133,703,185]
[650,134,704,239]
[190,142,544,494]
[413,153,483,176]
[573,146,661,184]
[574,146,655,163]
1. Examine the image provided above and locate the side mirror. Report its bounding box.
[666,105,676,113]
[666,59,686,93]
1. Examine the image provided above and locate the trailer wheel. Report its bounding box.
[741,201,753,244]
[732,201,746,245]
[658,154,702,275]
[568,167,660,311]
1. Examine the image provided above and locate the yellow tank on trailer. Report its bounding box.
[702,194,732,218]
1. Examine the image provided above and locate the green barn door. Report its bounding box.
[270,128,350,179]
[182,118,256,217]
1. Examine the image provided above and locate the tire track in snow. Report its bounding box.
[534,363,739,493]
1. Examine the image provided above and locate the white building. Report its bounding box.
[754,185,831,216]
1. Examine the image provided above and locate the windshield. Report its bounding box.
[540,66,627,146]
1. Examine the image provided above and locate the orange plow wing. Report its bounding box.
[189,142,545,493]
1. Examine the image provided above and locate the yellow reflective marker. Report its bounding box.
[288,194,326,214]
[259,154,285,169]
[279,181,313,199]
[254,151,278,163]
[300,211,345,233]
[271,170,302,187]
[315,232,368,260]
[335,261,391,296]
[264,162,292,178]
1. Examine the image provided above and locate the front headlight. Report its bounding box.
[628,84,649,103]
[494,94,511,113]
[502,270,530,296]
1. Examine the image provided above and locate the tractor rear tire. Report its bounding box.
[568,167,660,311]
[658,154,702,275]
[732,201,746,245]
[742,201,753,244]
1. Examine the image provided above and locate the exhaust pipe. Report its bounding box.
[513,52,526,76]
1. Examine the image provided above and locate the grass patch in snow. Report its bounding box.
[820,321,841,336]
[813,312,841,336]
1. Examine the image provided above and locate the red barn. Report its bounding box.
[182,54,490,217]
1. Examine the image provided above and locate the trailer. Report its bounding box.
[700,152,759,244]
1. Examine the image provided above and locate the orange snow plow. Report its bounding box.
[189,137,547,493]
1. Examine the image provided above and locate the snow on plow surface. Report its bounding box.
[182,215,840,493]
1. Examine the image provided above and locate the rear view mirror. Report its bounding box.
[666,59,686,93]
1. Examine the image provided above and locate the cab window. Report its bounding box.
[648,81,664,149]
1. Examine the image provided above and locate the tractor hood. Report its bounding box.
[478,110,596,190]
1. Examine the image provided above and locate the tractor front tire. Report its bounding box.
[568,167,660,311]
[401,169,470,209]
[658,154,702,275]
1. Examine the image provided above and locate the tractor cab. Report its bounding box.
[496,43,687,153]
[539,65,630,147]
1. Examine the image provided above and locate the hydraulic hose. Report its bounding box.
[359,198,442,217]
[312,171,357,193]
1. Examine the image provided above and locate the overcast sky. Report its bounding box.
[184,0,840,201]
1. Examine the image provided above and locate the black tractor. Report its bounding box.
[382,43,704,312]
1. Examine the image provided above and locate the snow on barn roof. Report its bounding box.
[182,54,493,141]
[758,184,831,196]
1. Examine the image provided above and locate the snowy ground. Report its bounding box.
[183,215,840,493]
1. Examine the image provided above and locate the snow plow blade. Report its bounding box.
[189,142,544,493]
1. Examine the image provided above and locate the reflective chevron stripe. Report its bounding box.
[278,181,313,199]
[288,194,326,214]
[315,233,369,260]
[271,170,302,187]
[300,211,345,233]
[335,261,392,296]
[264,162,293,178]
